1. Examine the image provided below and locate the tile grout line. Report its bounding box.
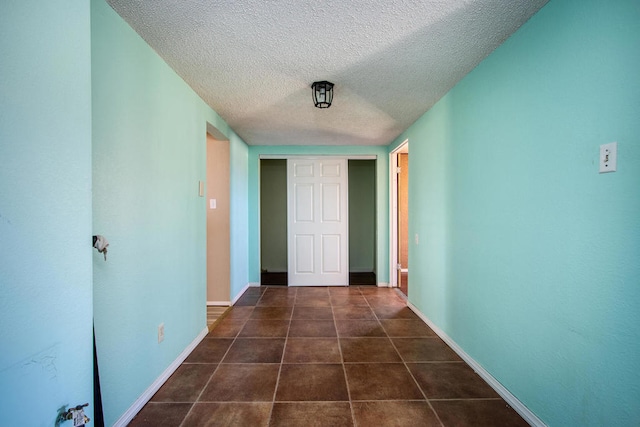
[266,286,297,426]
[382,309,447,427]
[177,303,256,427]
[334,286,363,427]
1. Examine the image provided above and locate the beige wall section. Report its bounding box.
[399,153,409,268]
[206,133,230,303]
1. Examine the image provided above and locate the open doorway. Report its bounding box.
[259,157,377,286]
[206,127,231,323]
[348,159,377,286]
[260,159,288,285]
[390,140,409,296]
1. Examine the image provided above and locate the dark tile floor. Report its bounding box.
[130,286,528,427]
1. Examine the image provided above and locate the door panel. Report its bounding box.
[322,234,342,273]
[295,184,314,222]
[288,158,348,286]
[295,234,314,273]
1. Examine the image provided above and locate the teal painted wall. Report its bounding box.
[391,0,640,425]
[91,1,249,424]
[229,132,250,299]
[248,146,389,285]
[0,1,94,424]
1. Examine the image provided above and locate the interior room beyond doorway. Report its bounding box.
[259,158,377,286]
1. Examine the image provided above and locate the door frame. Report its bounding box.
[258,154,376,286]
[389,139,408,288]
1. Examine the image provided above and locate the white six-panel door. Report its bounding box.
[287,158,348,286]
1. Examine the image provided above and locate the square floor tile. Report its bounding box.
[223,338,285,363]
[184,339,233,364]
[431,399,529,427]
[207,318,246,338]
[238,319,289,337]
[372,305,420,320]
[263,287,298,296]
[295,295,331,306]
[276,364,349,401]
[256,295,296,307]
[223,306,255,320]
[234,295,261,306]
[340,337,402,362]
[335,319,386,337]
[292,306,334,320]
[288,320,337,337]
[358,286,385,295]
[296,287,330,297]
[392,337,461,362]
[270,402,353,427]
[243,287,266,296]
[380,319,436,337]
[352,401,440,426]
[250,306,293,320]
[365,295,406,307]
[333,306,376,320]
[283,338,341,363]
[330,294,369,306]
[184,402,271,427]
[328,287,363,295]
[152,364,217,402]
[345,363,424,400]
[128,403,191,427]
[408,362,500,399]
[199,364,279,402]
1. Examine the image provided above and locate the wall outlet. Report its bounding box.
[158,323,165,343]
[599,142,617,173]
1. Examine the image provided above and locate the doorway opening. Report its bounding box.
[206,125,231,325]
[390,140,409,296]
[259,157,377,286]
[260,159,288,285]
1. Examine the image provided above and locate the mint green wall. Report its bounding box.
[229,132,250,298]
[91,1,249,424]
[248,146,389,285]
[0,1,94,424]
[391,0,640,425]
[349,160,377,272]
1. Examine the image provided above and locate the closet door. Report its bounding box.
[287,158,348,286]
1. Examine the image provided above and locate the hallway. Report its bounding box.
[130,286,528,426]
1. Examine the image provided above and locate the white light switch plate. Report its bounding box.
[209,199,217,209]
[599,142,617,173]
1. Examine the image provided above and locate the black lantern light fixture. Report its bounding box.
[311,81,334,108]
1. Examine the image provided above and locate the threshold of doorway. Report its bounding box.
[260,271,376,286]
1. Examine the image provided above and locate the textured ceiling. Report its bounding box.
[107,0,548,146]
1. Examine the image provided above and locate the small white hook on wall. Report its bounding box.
[93,235,109,261]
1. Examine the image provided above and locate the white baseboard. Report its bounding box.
[113,327,209,427]
[207,300,230,306]
[406,302,546,427]
[248,282,260,287]
[377,282,390,287]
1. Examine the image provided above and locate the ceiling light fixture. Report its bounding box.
[311,81,334,108]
